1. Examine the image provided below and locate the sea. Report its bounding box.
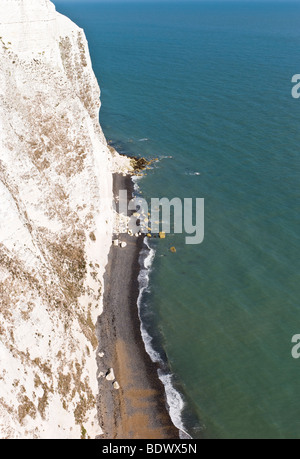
[55,1,300,439]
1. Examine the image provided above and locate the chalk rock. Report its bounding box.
[106,368,115,381]
[0,0,119,440]
[120,242,127,248]
[113,239,119,247]
[113,381,120,390]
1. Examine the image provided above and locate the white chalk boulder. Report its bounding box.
[106,368,115,381]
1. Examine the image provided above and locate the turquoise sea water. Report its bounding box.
[56,1,300,439]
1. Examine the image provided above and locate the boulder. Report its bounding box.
[105,368,115,381]
[113,381,120,390]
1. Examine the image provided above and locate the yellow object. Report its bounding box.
[170,247,176,253]
[147,233,152,238]
[159,232,166,239]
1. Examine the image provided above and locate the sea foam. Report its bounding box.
[137,235,190,437]
[133,170,190,437]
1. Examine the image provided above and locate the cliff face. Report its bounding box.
[0,0,121,439]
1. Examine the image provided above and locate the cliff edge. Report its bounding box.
[0,0,126,439]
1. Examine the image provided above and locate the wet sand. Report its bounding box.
[96,173,179,439]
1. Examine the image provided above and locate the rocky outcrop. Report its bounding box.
[0,0,128,439]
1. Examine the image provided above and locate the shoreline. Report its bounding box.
[96,172,180,439]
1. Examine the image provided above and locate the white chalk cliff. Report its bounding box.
[0,0,129,438]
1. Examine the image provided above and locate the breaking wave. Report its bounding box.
[136,236,191,438]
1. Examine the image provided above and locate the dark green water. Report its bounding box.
[56,1,300,438]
